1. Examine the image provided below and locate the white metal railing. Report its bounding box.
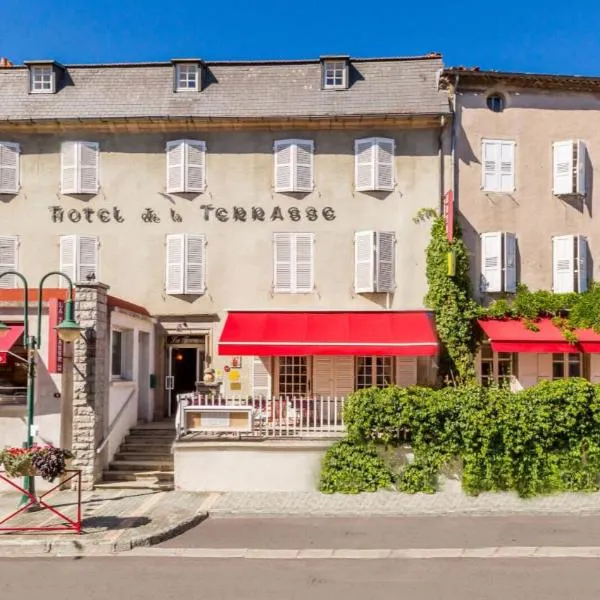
[176,393,346,439]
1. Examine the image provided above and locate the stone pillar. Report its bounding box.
[71,283,110,490]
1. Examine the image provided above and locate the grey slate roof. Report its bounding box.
[0,56,449,122]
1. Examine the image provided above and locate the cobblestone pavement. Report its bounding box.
[0,489,209,555]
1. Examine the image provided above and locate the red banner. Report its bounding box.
[48,299,65,374]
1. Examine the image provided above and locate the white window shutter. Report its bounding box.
[355,231,375,293]
[185,140,206,193]
[59,235,77,285]
[294,140,314,192]
[480,232,502,292]
[166,234,185,294]
[396,357,417,387]
[294,233,314,293]
[61,142,78,194]
[503,232,517,293]
[355,138,375,191]
[553,235,575,293]
[252,356,272,399]
[499,141,515,192]
[77,236,99,283]
[166,140,185,193]
[482,140,499,191]
[274,141,293,192]
[375,138,395,191]
[184,234,206,294]
[273,233,293,292]
[576,140,587,195]
[79,142,99,194]
[375,231,395,292]
[0,236,18,288]
[0,142,20,194]
[553,141,574,195]
[577,235,588,293]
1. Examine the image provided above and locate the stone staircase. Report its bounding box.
[95,420,175,491]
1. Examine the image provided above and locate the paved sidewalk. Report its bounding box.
[0,488,209,556]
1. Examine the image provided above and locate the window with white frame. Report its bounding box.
[165,233,206,295]
[552,235,588,293]
[480,342,517,387]
[355,137,395,191]
[30,65,54,93]
[0,142,20,194]
[552,353,586,380]
[175,63,200,91]
[277,356,309,396]
[273,140,314,192]
[273,232,314,293]
[481,139,515,192]
[111,329,133,380]
[59,235,99,285]
[355,356,395,389]
[323,61,348,89]
[0,236,18,288]
[166,139,206,193]
[61,141,99,194]
[480,232,517,293]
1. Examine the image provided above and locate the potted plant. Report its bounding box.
[0,445,73,482]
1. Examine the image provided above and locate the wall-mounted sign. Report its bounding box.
[231,356,242,368]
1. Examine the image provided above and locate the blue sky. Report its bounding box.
[2,0,600,75]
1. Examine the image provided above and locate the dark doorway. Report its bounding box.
[171,347,198,414]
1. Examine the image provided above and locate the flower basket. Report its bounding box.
[0,446,73,482]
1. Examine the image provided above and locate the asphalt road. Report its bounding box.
[2,557,600,600]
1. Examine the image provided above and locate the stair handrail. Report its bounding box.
[96,387,137,455]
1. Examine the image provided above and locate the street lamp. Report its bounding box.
[0,271,81,506]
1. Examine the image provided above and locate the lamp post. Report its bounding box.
[0,271,81,506]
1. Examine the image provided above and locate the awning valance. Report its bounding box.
[0,325,24,365]
[478,318,600,353]
[219,311,439,356]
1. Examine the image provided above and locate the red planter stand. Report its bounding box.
[0,470,82,533]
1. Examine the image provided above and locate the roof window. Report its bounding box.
[320,55,349,90]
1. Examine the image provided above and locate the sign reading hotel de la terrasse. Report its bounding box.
[48,205,336,224]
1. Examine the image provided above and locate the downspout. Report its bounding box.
[438,114,447,214]
[450,75,460,215]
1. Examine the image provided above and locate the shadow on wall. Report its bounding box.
[35,354,61,418]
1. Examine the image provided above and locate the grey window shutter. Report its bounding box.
[166,140,185,193]
[59,235,77,285]
[77,235,99,283]
[355,138,375,191]
[79,142,99,194]
[61,142,78,194]
[294,140,314,192]
[503,232,517,293]
[0,142,20,194]
[184,234,206,294]
[480,232,503,293]
[274,140,294,192]
[252,356,272,399]
[354,230,375,293]
[375,138,395,191]
[184,140,206,193]
[375,231,395,292]
[273,233,293,292]
[294,233,314,293]
[0,236,18,288]
[166,234,185,294]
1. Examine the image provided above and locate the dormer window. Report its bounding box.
[321,57,349,90]
[30,65,54,93]
[172,60,202,92]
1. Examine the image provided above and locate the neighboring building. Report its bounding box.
[0,54,449,489]
[441,68,600,390]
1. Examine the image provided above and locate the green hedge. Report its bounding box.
[319,380,600,497]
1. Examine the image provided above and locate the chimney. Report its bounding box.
[0,57,13,67]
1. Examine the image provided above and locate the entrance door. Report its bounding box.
[167,346,205,417]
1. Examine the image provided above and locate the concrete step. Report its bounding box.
[115,452,173,462]
[94,480,173,491]
[102,470,174,482]
[128,428,175,435]
[109,460,173,472]
[119,442,173,451]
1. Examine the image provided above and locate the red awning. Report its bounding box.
[0,325,24,364]
[478,318,600,353]
[219,311,439,356]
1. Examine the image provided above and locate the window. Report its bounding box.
[480,343,517,387]
[273,232,314,293]
[552,235,587,293]
[0,236,18,288]
[111,329,133,380]
[355,356,394,389]
[480,232,517,293]
[354,231,395,293]
[481,139,515,192]
[355,138,395,191]
[552,353,584,380]
[175,63,199,91]
[61,141,99,194]
[273,140,314,192]
[30,65,54,93]
[277,356,309,396]
[0,142,20,194]
[553,140,586,196]
[111,331,123,378]
[323,61,348,89]
[486,93,505,113]
[166,234,206,295]
[166,140,206,193]
[59,235,99,285]
[0,327,27,403]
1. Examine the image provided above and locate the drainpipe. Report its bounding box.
[438,114,447,214]
[450,75,460,215]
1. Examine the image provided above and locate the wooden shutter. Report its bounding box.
[313,356,334,396]
[480,232,502,292]
[59,235,77,284]
[79,142,99,194]
[294,140,314,192]
[334,356,355,397]
[273,233,293,292]
[185,140,206,193]
[577,235,588,293]
[553,141,574,195]
[77,236,99,283]
[313,356,354,397]
[294,233,314,293]
[396,357,417,387]
[375,231,395,292]
[499,141,515,192]
[0,236,18,288]
[354,230,375,293]
[0,142,19,194]
[274,140,293,192]
[537,354,552,382]
[504,232,517,293]
[61,142,78,194]
[166,234,185,294]
[552,235,575,293]
[252,356,272,398]
[576,140,587,195]
[166,140,185,193]
[355,138,375,191]
[184,234,206,294]
[375,138,395,190]
[482,140,499,191]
